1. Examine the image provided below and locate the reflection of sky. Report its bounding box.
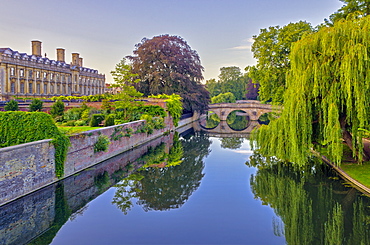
[51,137,285,245]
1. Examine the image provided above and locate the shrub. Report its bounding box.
[50,100,65,118]
[29,99,44,112]
[74,120,86,126]
[90,114,105,127]
[63,108,82,121]
[104,114,115,127]
[4,100,18,111]
[94,135,110,153]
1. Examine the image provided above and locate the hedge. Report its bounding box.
[0,111,70,178]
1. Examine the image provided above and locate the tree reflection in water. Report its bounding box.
[247,153,370,245]
[113,130,211,213]
[226,110,249,131]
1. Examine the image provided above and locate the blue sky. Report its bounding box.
[0,0,342,83]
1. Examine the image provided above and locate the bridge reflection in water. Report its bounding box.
[195,117,261,138]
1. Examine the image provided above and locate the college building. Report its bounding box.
[0,40,105,101]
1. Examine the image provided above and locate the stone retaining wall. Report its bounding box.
[0,114,179,206]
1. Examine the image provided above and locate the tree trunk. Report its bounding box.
[340,115,370,162]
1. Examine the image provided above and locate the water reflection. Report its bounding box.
[4,127,370,244]
[247,153,370,244]
[226,110,249,131]
[220,137,244,149]
[112,131,211,212]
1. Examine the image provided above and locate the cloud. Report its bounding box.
[228,45,251,50]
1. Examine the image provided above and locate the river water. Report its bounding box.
[1,126,370,245]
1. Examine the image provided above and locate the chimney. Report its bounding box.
[31,40,42,57]
[79,57,83,67]
[71,53,79,66]
[56,48,65,62]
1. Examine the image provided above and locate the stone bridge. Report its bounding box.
[208,100,278,121]
[194,118,260,137]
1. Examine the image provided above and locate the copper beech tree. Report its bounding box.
[127,34,210,113]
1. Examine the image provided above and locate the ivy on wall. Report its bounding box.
[0,111,70,178]
[149,94,183,126]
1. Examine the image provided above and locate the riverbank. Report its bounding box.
[0,112,200,206]
[312,150,370,196]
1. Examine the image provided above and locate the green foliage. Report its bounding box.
[140,114,165,134]
[90,114,105,127]
[110,58,141,88]
[252,16,370,165]
[104,114,115,127]
[206,67,250,101]
[4,99,18,111]
[248,21,313,103]
[0,111,69,178]
[29,99,43,112]
[63,108,83,121]
[51,94,114,102]
[50,100,65,118]
[326,0,370,25]
[149,94,182,126]
[94,135,110,153]
[211,92,236,104]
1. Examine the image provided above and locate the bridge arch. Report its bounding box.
[208,101,278,121]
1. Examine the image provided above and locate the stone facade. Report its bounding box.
[0,40,105,101]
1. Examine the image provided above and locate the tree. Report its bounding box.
[205,67,249,100]
[29,99,43,112]
[127,34,210,113]
[218,66,247,100]
[4,99,18,111]
[245,75,260,100]
[252,16,370,165]
[110,58,144,122]
[205,78,221,98]
[211,92,236,104]
[50,100,65,119]
[326,0,370,25]
[247,21,313,104]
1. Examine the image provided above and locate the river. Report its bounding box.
[1,125,370,244]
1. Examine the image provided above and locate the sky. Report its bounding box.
[0,0,342,84]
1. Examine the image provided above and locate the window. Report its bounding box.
[36,83,41,94]
[44,84,48,94]
[50,84,54,94]
[19,69,24,77]
[50,73,54,80]
[36,71,40,79]
[43,72,47,79]
[57,84,60,94]
[29,70,33,78]
[20,83,25,93]
[11,82,15,93]
[29,82,33,94]
[10,67,15,76]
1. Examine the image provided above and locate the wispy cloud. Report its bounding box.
[228,45,251,50]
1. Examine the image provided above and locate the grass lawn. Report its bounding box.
[58,126,102,135]
[341,162,370,189]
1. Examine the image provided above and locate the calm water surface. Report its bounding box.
[51,132,284,245]
[1,127,370,245]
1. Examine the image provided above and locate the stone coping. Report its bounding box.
[0,139,53,152]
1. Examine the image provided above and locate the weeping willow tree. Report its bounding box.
[253,15,370,165]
